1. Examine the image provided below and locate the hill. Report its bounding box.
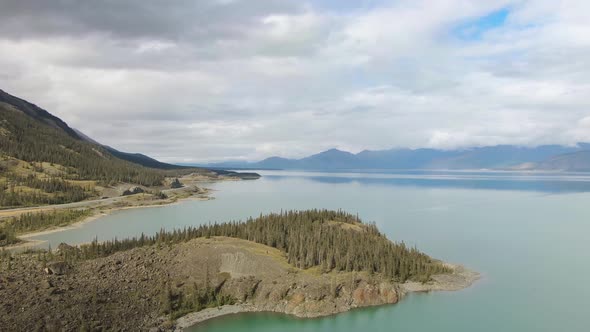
[0,89,257,208]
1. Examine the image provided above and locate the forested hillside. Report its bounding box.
[0,89,259,208]
[0,101,167,207]
[69,209,449,282]
[0,103,165,185]
[0,89,189,207]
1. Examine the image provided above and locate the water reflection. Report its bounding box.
[260,171,590,193]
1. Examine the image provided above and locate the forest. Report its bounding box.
[0,173,90,207]
[53,209,450,282]
[1,209,91,234]
[0,106,165,187]
[0,209,91,247]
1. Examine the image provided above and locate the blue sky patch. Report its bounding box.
[453,8,510,41]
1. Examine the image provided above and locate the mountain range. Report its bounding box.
[202,145,590,171]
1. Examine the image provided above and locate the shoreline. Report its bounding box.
[174,264,481,330]
[4,187,216,250]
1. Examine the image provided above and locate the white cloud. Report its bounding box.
[1,0,589,162]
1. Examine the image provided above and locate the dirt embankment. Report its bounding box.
[0,237,477,331]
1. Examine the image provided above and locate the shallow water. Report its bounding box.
[30,170,590,331]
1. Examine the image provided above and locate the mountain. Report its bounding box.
[0,88,257,207]
[534,151,590,171]
[298,148,358,168]
[204,145,590,171]
[0,89,82,140]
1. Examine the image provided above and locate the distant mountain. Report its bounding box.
[298,148,357,169]
[204,145,590,171]
[427,145,584,169]
[534,151,590,171]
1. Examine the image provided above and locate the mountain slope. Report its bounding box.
[103,146,187,170]
[0,97,167,207]
[534,151,590,171]
[0,89,81,140]
[0,89,259,207]
[0,99,165,186]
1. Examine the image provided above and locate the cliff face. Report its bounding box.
[220,266,400,319]
[164,237,402,322]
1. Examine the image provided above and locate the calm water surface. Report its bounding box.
[30,170,590,331]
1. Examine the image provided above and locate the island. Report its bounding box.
[0,209,478,331]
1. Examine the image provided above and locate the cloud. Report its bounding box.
[1,0,589,162]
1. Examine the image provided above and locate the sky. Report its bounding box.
[1,0,589,163]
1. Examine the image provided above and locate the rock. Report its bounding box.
[40,279,53,289]
[45,262,69,275]
[122,186,144,196]
[56,243,75,253]
[352,282,398,306]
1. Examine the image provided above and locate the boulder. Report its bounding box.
[122,186,144,196]
[56,243,75,253]
[45,261,69,275]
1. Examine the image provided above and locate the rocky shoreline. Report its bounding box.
[174,263,480,330]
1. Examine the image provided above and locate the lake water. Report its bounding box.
[30,170,590,331]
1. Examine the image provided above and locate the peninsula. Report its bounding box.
[0,210,478,331]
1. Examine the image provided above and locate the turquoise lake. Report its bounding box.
[30,170,590,331]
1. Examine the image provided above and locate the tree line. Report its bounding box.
[0,209,91,236]
[0,172,90,207]
[61,209,450,282]
[0,228,18,247]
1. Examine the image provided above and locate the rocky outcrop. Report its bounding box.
[0,237,477,331]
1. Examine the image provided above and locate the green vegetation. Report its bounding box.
[0,228,19,246]
[170,178,183,189]
[0,209,91,240]
[0,106,165,187]
[0,104,221,208]
[153,190,168,199]
[65,210,449,282]
[0,173,91,207]
[163,279,235,320]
